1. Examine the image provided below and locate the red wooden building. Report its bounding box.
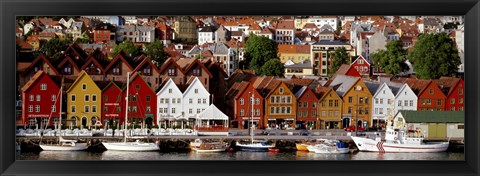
[404,78,446,111]
[434,77,465,111]
[294,86,319,129]
[226,79,264,129]
[350,55,370,76]
[101,81,124,127]
[122,72,157,127]
[21,70,60,127]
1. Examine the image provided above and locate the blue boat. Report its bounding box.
[236,140,275,152]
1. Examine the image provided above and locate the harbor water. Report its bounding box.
[17,150,464,161]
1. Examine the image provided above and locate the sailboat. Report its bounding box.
[235,92,275,152]
[101,72,160,151]
[40,86,88,151]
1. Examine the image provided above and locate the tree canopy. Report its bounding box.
[329,47,350,76]
[244,34,278,75]
[112,40,142,58]
[371,40,409,76]
[144,40,170,67]
[407,33,461,79]
[260,59,285,76]
[39,37,73,60]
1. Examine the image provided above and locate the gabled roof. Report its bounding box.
[156,78,182,95]
[328,75,360,97]
[315,86,334,100]
[183,77,209,97]
[397,110,464,123]
[80,55,106,73]
[264,79,284,98]
[198,104,228,120]
[104,51,135,72]
[294,86,309,99]
[132,56,161,74]
[22,53,60,76]
[21,70,53,92]
[364,81,382,96]
[158,57,185,75]
[330,64,361,81]
[227,69,256,87]
[275,20,295,30]
[226,81,251,100]
[57,56,81,73]
[180,58,213,78]
[127,71,155,92]
[403,78,432,96]
[101,81,123,92]
[351,55,371,66]
[434,77,462,97]
[66,71,95,93]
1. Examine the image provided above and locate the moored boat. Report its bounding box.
[351,117,449,153]
[191,142,228,153]
[306,140,350,154]
[236,140,275,152]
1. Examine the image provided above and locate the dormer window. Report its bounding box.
[143,68,151,76]
[112,67,120,75]
[279,88,284,94]
[193,69,201,76]
[64,66,72,75]
[168,69,175,76]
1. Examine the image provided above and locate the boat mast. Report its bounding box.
[124,72,130,143]
[251,91,254,143]
[58,85,63,143]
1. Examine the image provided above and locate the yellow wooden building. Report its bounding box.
[277,44,311,64]
[66,71,102,128]
[327,75,372,128]
[316,86,343,129]
[263,80,297,130]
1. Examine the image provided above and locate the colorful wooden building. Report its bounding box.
[263,80,297,130]
[101,81,124,128]
[122,72,157,127]
[316,86,343,129]
[21,71,60,128]
[294,86,319,129]
[227,80,264,129]
[350,55,370,76]
[66,71,102,128]
[434,77,464,111]
[404,78,446,111]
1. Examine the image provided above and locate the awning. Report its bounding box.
[197,104,228,120]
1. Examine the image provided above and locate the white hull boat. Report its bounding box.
[306,141,350,154]
[236,141,275,152]
[102,140,160,151]
[350,136,449,153]
[40,142,88,151]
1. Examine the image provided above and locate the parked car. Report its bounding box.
[299,129,309,136]
[344,125,365,132]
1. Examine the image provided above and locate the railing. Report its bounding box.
[197,126,229,132]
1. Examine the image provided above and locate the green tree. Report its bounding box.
[144,40,170,67]
[75,31,92,44]
[329,47,350,76]
[39,37,72,60]
[244,34,278,75]
[371,40,409,76]
[260,59,285,76]
[407,33,461,79]
[112,40,142,58]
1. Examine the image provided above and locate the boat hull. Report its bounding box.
[307,145,349,154]
[351,136,449,153]
[40,143,88,151]
[192,147,226,153]
[296,143,309,151]
[102,142,160,151]
[236,142,274,152]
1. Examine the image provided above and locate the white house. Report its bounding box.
[308,16,338,30]
[183,77,211,121]
[390,83,418,115]
[198,26,216,45]
[135,25,155,43]
[275,20,295,44]
[369,82,395,128]
[156,78,184,126]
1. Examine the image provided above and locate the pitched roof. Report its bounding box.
[22,53,60,76]
[104,51,135,72]
[132,56,161,74]
[328,75,360,97]
[275,20,295,30]
[434,77,462,96]
[158,57,184,75]
[363,81,382,95]
[57,56,81,73]
[330,64,361,80]
[397,110,464,123]
[315,86,333,99]
[227,69,256,88]
[21,70,47,92]
[403,78,431,95]
[278,44,310,54]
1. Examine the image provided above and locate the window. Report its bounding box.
[197,109,201,114]
[276,107,280,114]
[82,84,87,90]
[286,96,291,103]
[457,125,464,129]
[171,108,176,113]
[365,98,369,104]
[85,106,90,113]
[164,98,168,103]
[256,98,260,105]
[375,108,378,114]
[194,89,198,93]
[135,84,140,90]
[379,108,383,114]
[429,88,433,94]
[146,96,151,102]
[409,100,413,106]
[256,109,260,116]
[71,106,76,112]
[298,102,302,108]
[275,96,280,103]
[286,107,291,114]
[240,109,244,116]
[334,100,339,107]
[303,111,308,117]
[92,95,97,102]
[36,95,41,101]
[104,106,108,112]
[29,95,34,101]
[160,98,164,104]
[40,83,47,90]
[359,98,364,104]
[104,96,108,102]
[35,105,40,112]
[92,106,97,113]
[51,95,56,101]
[168,69,175,76]
[279,88,284,94]
[322,111,326,117]
[270,97,274,103]
[328,110,332,117]
[85,95,89,102]
[451,98,455,104]
[398,100,402,106]
[303,102,308,108]
[189,109,193,114]
[348,97,353,103]
[169,89,172,93]
[450,107,455,111]
[348,107,352,114]
[116,106,121,112]
[458,88,463,95]
[379,99,383,104]
[375,98,379,104]
[197,99,201,104]
[365,109,369,114]
[193,69,201,76]
[404,100,408,107]
[459,98,463,104]
[270,107,274,114]
[172,98,176,104]
[312,111,316,116]
[203,99,207,104]
[189,98,193,104]
[328,100,333,107]
[437,99,442,106]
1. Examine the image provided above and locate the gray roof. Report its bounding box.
[313,40,348,45]
[71,21,84,29]
[387,82,403,95]
[117,25,136,32]
[364,81,382,95]
[424,18,441,26]
[328,75,359,97]
[294,86,308,99]
[187,45,202,55]
[136,25,154,32]
[319,29,335,35]
[211,42,230,55]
